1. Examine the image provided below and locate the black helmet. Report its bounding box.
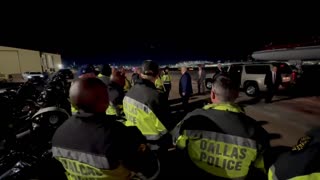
[141,60,159,77]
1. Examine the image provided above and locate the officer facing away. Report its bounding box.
[106,70,126,117]
[123,60,171,151]
[268,127,320,180]
[98,64,112,86]
[52,78,159,180]
[71,65,97,114]
[173,74,270,179]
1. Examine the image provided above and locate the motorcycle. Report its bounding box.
[0,106,70,180]
[0,73,71,180]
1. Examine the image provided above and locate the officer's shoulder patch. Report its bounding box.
[292,136,312,152]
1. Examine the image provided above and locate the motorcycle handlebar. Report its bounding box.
[15,129,31,139]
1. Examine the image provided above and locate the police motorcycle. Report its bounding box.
[0,74,71,179]
[0,106,70,180]
[37,72,71,115]
[0,72,71,147]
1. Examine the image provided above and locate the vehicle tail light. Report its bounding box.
[282,76,291,82]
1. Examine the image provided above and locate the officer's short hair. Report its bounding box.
[211,74,238,102]
[142,60,159,77]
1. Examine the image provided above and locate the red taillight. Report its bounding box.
[292,72,297,81]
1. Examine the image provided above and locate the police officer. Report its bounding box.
[106,70,126,117]
[155,75,166,94]
[52,78,159,180]
[71,65,97,114]
[98,64,112,86]
[161,66,172,99]
[123,60,171,151]
[120,67,132,93]
[78,64,96,78]
[268,127,320,180]
[172,74,270,179]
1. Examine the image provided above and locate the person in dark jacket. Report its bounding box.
[268,127,320,180]
[52,78,159,180]
[179,66,193,112]
[173,74,270,179]
[264,65,282,103]
[98,64,112,86]
[131,67,142,86]
[106,70,126,117]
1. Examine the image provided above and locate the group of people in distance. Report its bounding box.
[51,60,320,180]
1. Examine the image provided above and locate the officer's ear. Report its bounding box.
[211,90,216,103]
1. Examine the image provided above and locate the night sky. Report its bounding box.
[0,5,318,65]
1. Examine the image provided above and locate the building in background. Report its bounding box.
[0,46,62,79]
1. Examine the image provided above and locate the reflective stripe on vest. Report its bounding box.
[55,157,131,180]
[123,96,167,141]
[52,147,110,169]
[268,165,279,180]
[178,130,257,179]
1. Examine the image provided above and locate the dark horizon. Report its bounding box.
[0,8,319,66]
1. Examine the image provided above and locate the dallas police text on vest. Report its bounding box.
[199,140,247,171]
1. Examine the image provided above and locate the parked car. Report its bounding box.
[57,69,74,80]
[22,72,44,80]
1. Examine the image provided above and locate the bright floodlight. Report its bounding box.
[58,64,64,69]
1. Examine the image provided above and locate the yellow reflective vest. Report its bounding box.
[123,78,131,93]
[123,96,167,141]
[155,77,166,93]
[161,74,172,84]
[173,103,268,179]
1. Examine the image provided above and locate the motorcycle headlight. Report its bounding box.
[49,115,59,125]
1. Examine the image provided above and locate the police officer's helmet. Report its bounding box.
[142,60,159,77]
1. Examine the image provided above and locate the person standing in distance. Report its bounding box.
[71,64,97,114]
[197,64,206,95]
[264,65,282,103]
[179,66,193,112]
[161,66,172,100]
[98,64,112,86]
[173,74,270,179]
[131,67,142,86]
[106,70,126,117]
